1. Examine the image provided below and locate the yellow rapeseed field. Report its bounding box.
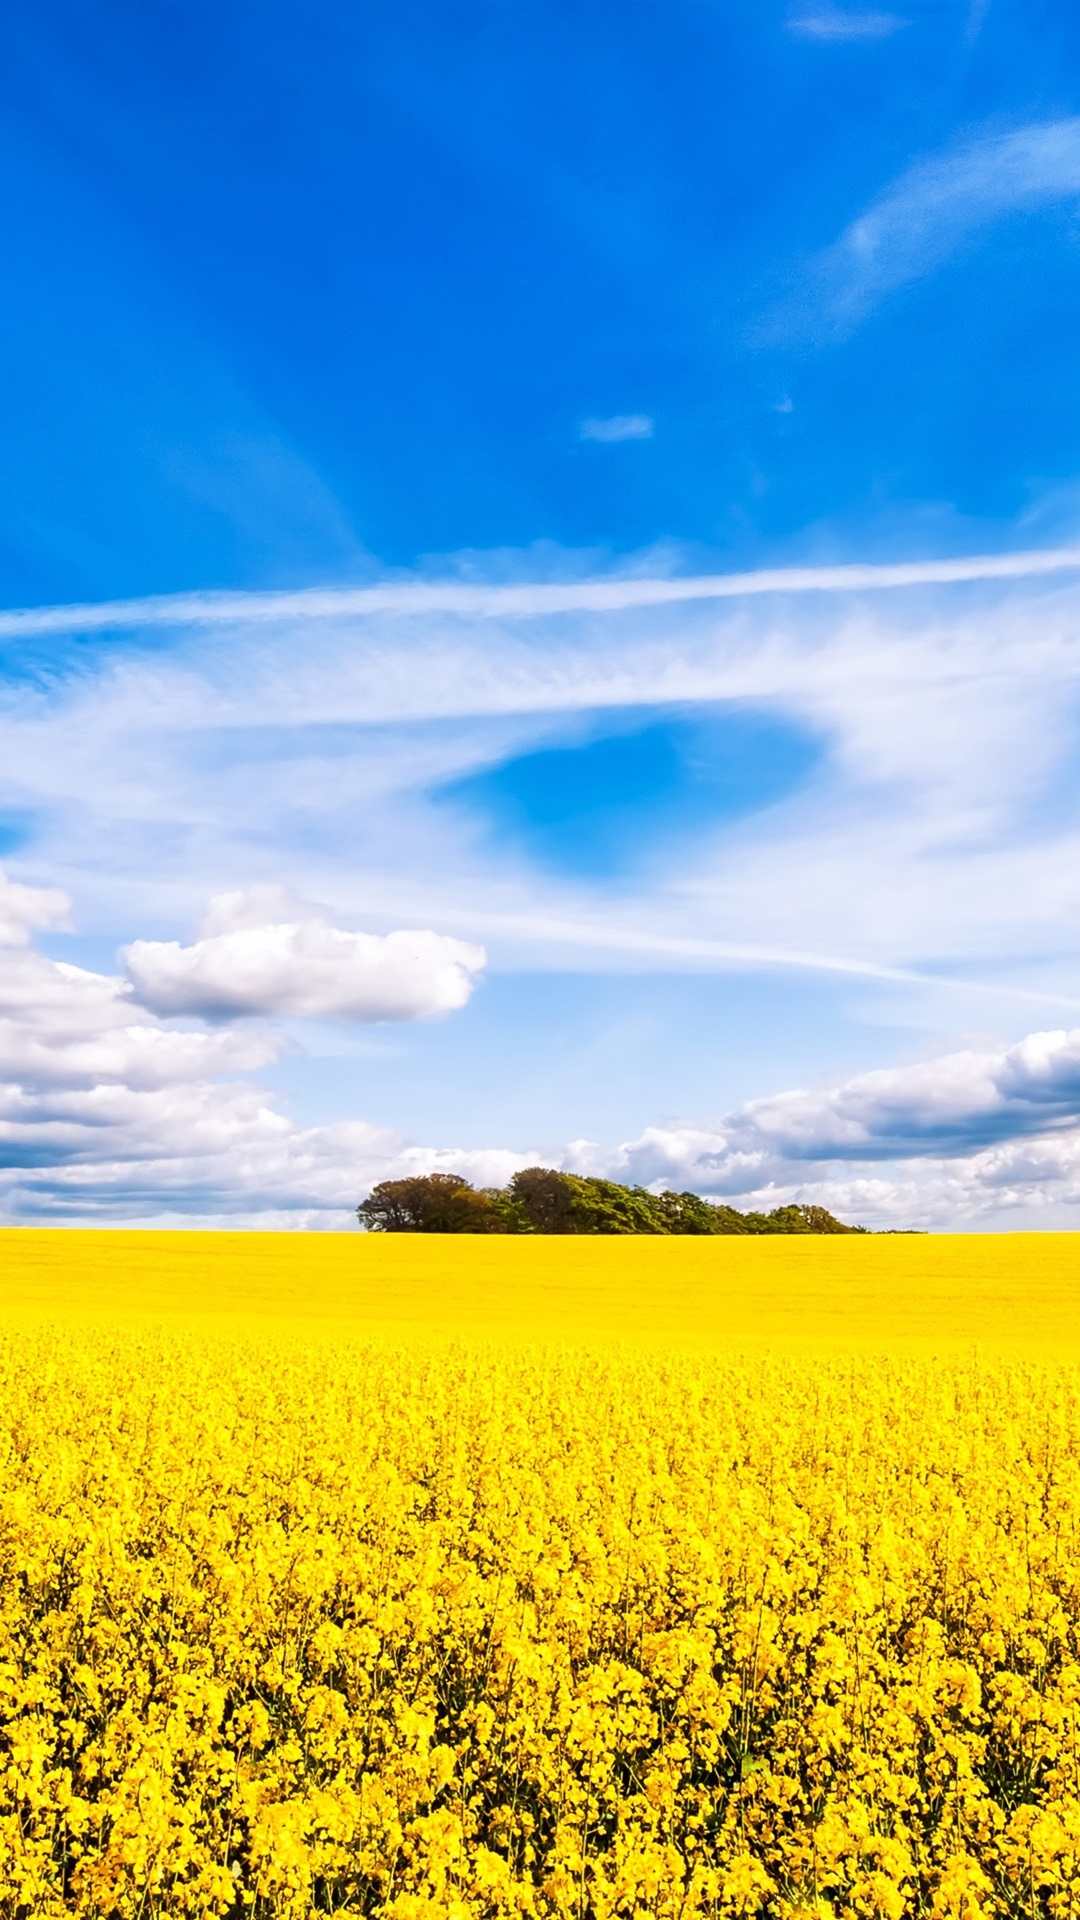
[3,1231,1080,1917]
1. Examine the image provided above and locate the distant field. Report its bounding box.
[4,1231,1080,1915]
[2,1224,1080,1353]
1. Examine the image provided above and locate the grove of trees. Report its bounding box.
[357,1167,865,1234]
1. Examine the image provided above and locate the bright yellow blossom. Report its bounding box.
[0,1234,1079,1913]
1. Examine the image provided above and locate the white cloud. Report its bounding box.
[123,887,485,1021]
[0,918,277,1092]
[0,1075,531,1228]
[0,877,276,1098]
[9,545,1080,1228]
[10,548,1080,1019]
[603,1027,1080,1228]
[197,882,325,937]
[803,118,1080,332]
[789,10,906,39]
[0,1017,273,1091]
[0,869,70,946]
[1,542,1079,636]
[9,865,1080,1230]
[0,872,508,1225]
[579,415,654,444]
[734,1027,1080,1156]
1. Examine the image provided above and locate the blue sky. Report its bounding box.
[6,0,1080,1226]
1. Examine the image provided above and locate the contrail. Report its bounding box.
[427,906,1080,1010]
[1,544,1079,636]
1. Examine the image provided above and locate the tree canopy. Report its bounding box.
[357,1167,865,1235]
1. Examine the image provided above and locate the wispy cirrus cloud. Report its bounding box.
[7,547,1080,998]
[7,544,1080,1229]
[788,10,907,40]
[0,541,1079,639]
[966,0,991,39]
[792,117,1080,334]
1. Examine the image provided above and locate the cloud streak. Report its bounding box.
[803,118,1080,333]
[2,543,1080,637]
[789,10,906,40]
[5,548,1080,1012]
[5,540,1080,1236]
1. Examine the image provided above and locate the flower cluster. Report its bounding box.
[1,1326,1080,1916]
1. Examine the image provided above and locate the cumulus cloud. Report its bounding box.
[197,883,322,937]
[123,887,486,1021]
[0,870,70,946]
[796,118,1080,333]
[0,877,274,1096]
[10,865,1080,1230]
[732,1028,1080,1157]
[602,1027,1080,1228]
[0,871,511,1226]
[9,550,1080,1231]
[0,1076,531,1228]
[0,926,276,1096]
[579,415,654,443]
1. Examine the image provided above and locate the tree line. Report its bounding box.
[357,1167,865,1235]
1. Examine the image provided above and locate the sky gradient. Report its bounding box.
[4,0,1080,1228]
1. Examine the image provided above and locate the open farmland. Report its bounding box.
[2,1236,1080,1916]
[3,1227,1080,1355]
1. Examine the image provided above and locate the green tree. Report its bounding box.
[506,1167,581,1232]
[357,1168,868,1234]
[358,1173,507,1234]
[509,1169,672,1234]
[738,1203,865,1235]
[654,1190,755,1234]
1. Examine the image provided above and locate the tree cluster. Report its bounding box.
[357,1166,865,1235]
